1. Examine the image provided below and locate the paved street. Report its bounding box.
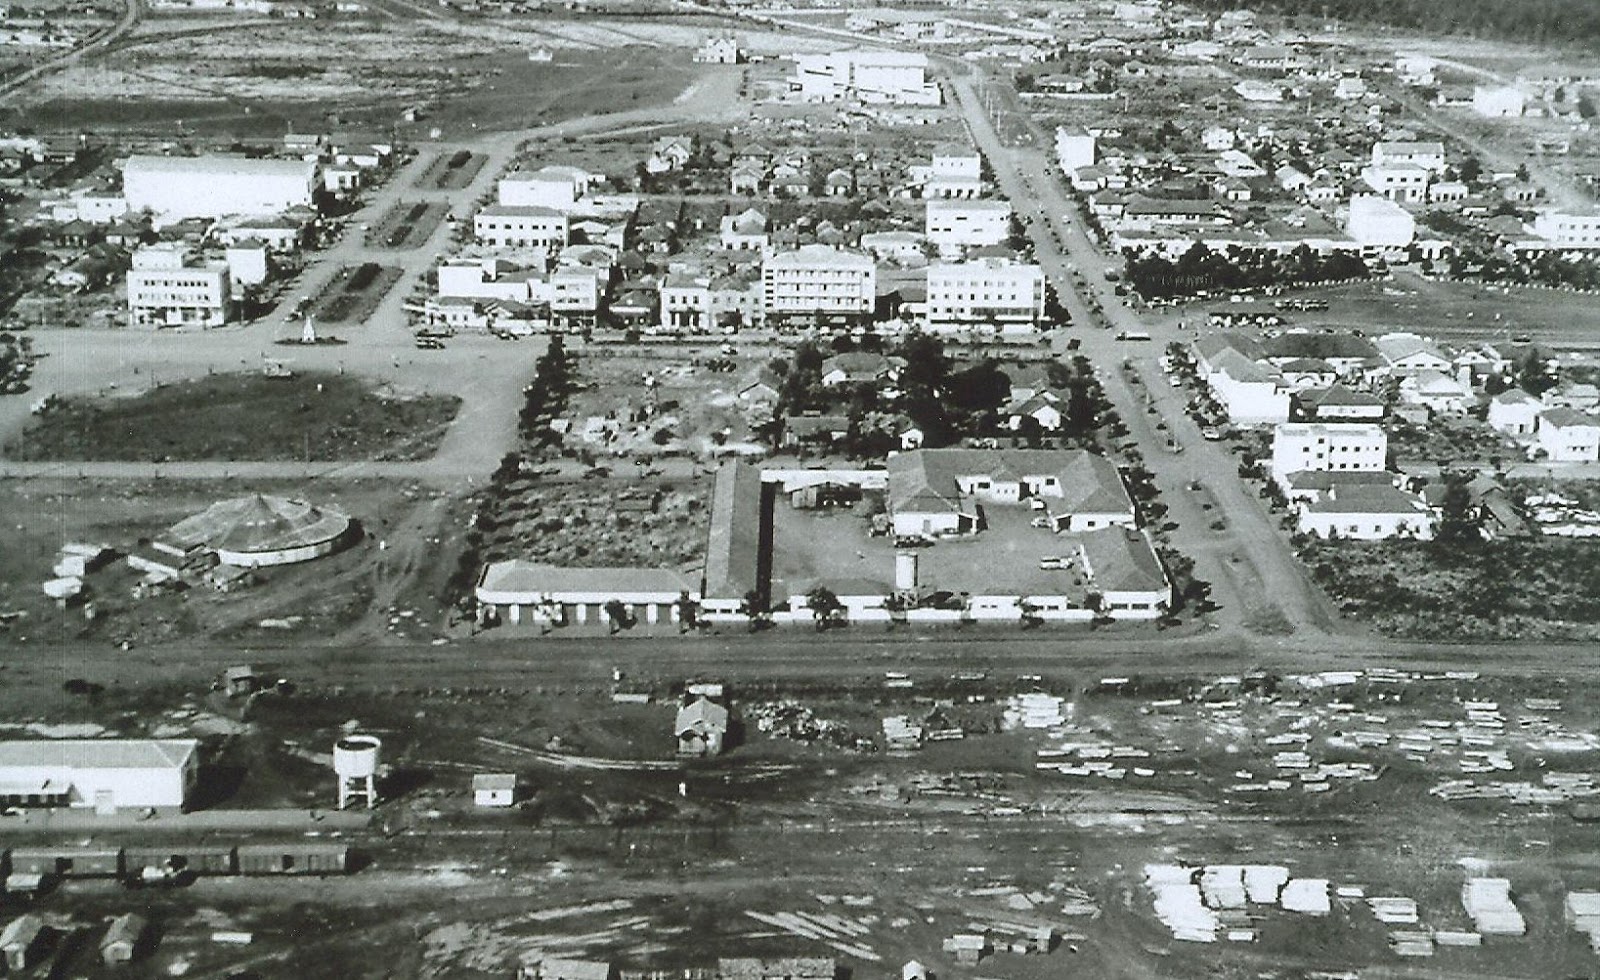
[947,70,1344,641]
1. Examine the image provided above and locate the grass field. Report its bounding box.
[8,372,460,462]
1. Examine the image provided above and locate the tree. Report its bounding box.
[737,589,768,633]
[675,592,699,634]
[603,599,631,634]
[1435,476,1479,541]
[806,586,844,631]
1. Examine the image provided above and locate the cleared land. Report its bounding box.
[8,373,459,462]
[1301,535,1600,640]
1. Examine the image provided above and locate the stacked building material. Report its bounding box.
[1565,892,1600,951]
[1367,897,1418,924]
[1462,878,1526,936]
[1280,879,1330,915]
[1144,865,1218,942]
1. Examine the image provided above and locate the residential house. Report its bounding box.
[720,208,769,251]
[675,697,729,757]
[1297,384,1385,420]
[1399,371,1474,414]
[730,160,765,195]
[782,414,849,449]
[0,915,46,972]
[100,914,147,965]
[1297,484,1435,540]
[1275,357,1338,391]
[1537,408,1600,462]
[1004,390,1064,431]
[1487,389,1544,435]
[472,773,516,807]
[695,34,740,64]
[1374,332,1451,378]
[820,352,897,388]
[1201,346,1290,424]
[1543,380,1600,413]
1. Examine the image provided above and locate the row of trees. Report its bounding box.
[1126,242,1372,300]
[1187,0,1600,45]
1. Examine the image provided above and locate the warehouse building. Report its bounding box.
[122,155,319,221]
[0,739,200,810]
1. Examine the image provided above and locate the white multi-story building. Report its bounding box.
[1270,422,1388,488]
[497,166,592,211]
[122,155,318,222]
[925,199,1011,252]
[761,244,875,324]
[1530,211,1600,250]
[1345,195,1416,249]
[925,258,1044,332]
[126,244,231,329]
[437,258,534,302]
[792,50,941,105]
[474,205,568,249]
[925,144,983,199]
[1371,141,1446,173]
[1055,127,1095,173]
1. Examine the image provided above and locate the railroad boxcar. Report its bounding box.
[235,842,348,875]
[123,844,236,877]
[6,846,124,878]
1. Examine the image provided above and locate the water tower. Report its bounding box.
[333,735,381,809]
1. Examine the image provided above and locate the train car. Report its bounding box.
[235,842,348,875]
[123,844,236,878]
[7,846,124,878]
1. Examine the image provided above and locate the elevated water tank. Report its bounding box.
[333,735,381,809]
[333,735,381,778]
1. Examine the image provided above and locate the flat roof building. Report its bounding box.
[122,155,318,221]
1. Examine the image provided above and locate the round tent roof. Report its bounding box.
[162,494,351,557]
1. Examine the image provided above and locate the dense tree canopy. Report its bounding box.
[1186,0,1600,45]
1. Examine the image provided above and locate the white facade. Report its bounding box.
[1530,212,1600,250]
[1346,195,1416,248]
[122,155,317,221]
[1270,423,1388,487]
[474,205,567,249]
[1361,163,1430,203]
[931,147,981,181]
[1538,410,1600,462]
[127,244,231,329]
[1487,389,1543,435]
[1472,84,1526,118]
[224,243,268,288]
[925,199,1010,250]
[925,258,1044,331]
[498,167,592,211]
[437,258,533,302]
[1298,489,1435,540]
[1055,127,1095,173]
[1209,363,1291,424]
[761,245,875,320]
[0,739,198,809]
[1371,141,1446,173]
[793,50,940,105]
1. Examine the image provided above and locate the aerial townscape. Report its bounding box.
[3,0,1600,976]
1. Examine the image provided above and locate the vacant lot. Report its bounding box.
[309,262,403,324]
[9,372,460,462]
[1300,535,1600,640]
